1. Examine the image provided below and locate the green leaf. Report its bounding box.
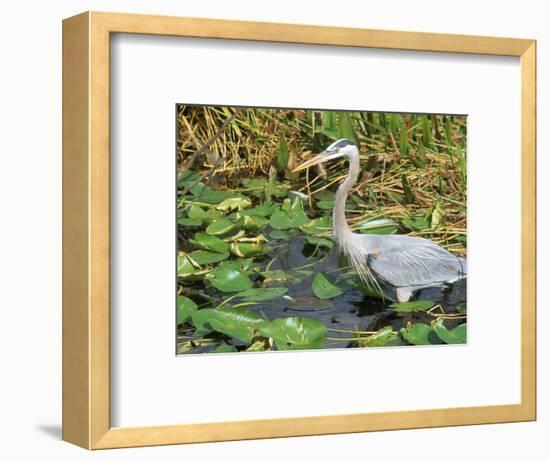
[241,203,277,218]
[237,287,288,302]
[189,183,234,204]
[207,308,266,342]
[177,296,198,324]
[269,197,309,229]
[431,202,442,228]
[400,323,436,345]
[312,272,343,299]
[276,132,289,170]
[206,266,253,292]
[399,126,409,157]
[389,300,435,313]
[177,253,199,277]
[356,217,398,235]
[216,197,251,211]
[316,200,335,210]
[187,204,207,221]
[215,343,238,353]
[206,218,236,235]
[259,317,327,350]
[304,236,333,249]
[363,326,399,347]
[269,229,298,240]
[433,320,467,344]
[190,232,230,253]
[402,215,430,231]
[188,250,230,265]
[337,112,359,146]
[230,241,265,257]
[177,217,203,227]
[301,216,332,235]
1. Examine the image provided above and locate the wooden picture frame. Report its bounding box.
[62,11,536,449]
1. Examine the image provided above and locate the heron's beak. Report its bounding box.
[291,151,331,173]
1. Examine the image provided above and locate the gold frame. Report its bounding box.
[62,11,537,449]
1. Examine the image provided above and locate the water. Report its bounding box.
[179,233,467,353]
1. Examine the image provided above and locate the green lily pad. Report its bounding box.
[189,183,234,204]
[269,229,298,240]
[177,296,198,324]
[206,218,237,235]
[402,215,430,231]
[356,217,398,235]
[259,317,327,350]
[187,204,207,221]
[389,300,435,313]
[216,197,251,211]
[312,272,343,299]
[316,200,335,210]
[190,232,230,253]
[177,217,203,227]
[259,269,312,284]
[230,241,265,257]
[237,214,269,230]
[300,216,332,235]
[177,253,200,277]
[304,236,333,249]
[241,202,277,218]
[269,197,309,229]
[192,307,266,342]
[188,250,230,265]
[237,287,288,302]
[433,320,467,344]
[206,266,253,292]
[363,326,400,347]
[400,323,438,345]
[215,343,238,353]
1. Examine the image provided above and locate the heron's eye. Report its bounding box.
[335,148,340,153]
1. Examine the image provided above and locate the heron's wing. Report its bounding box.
[367,239,465,288]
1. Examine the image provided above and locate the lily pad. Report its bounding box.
[206,266,253,292]
[269,229,298,240]
[216,197,251,211]
[312,272,343,299]
[187,204,207,221]
[230,241,265,257]
[189,183,234,204]
[433,320,467,344]
[190,232,230,253]
[242,202,277,217]
[269,197,309,229]
[356,217,398,235]
[402,215,430,231]
[177,296,198,324]
[188,250,230,265]
[316,200,335,210]
[363,326,400,347]
[192,307,266,342]
[177,253,200,277]
[304,236,333,249]
[301,216,332,235]
[259,317,327,350]
[206,218,237,236]
[215,343,238,353]
[400,323,439,345]
[389,300,435,313]
[237,287,288,302]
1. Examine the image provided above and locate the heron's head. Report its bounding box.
[292,139,359,173]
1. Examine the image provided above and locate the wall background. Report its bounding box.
[0,1,546,459]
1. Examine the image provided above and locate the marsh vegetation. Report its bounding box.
[176,105,467,354]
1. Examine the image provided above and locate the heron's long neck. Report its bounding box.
[333,153,360,248]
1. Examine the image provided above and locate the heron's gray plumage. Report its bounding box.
[293,138,467,302]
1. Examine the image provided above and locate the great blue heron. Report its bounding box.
[292,139,467,302]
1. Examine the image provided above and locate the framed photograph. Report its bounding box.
[62,11,536,449]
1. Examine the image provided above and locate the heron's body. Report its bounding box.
[293,138,467,302]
